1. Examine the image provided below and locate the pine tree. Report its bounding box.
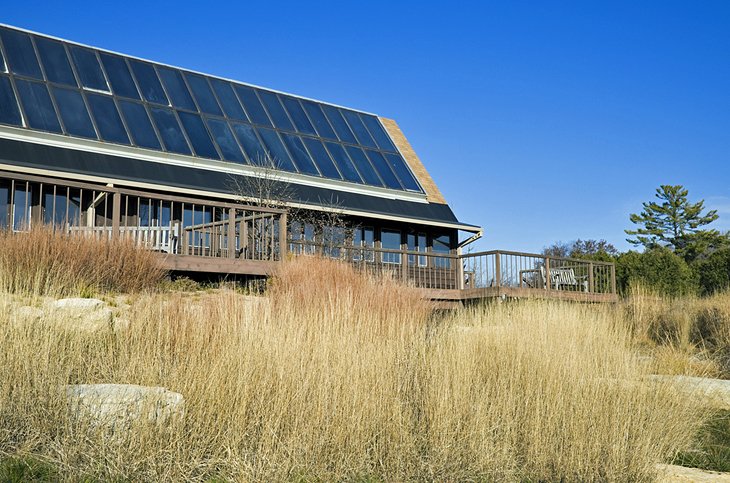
[625,185,719,254]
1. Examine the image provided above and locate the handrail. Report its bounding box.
[288,239,458,258]
[461,249,615,266]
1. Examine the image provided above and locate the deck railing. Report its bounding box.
[288,242,617,297]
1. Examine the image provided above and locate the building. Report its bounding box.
[0,24,616,302]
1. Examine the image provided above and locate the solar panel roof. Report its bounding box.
[0,25,424,194]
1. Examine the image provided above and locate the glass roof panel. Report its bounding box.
[0,29,43,80]
[235,85,271,126]
[51,86,96,138]
[178,111,219,159]
[209,78,247,121]
[282,133,319,176]
[0,75,23,126]
[206,118,245,164]
[129,60,168,105]
[365,150,401,189]
[158,67,196,111]
[302,137,340,179]
[361,115,396,151]
[324,142,362,184]
[69,46,108,91]
[302,100,336,140]
[150,107,191,155]
[384,153,421,191]
[345,146,382,187]
[118,100,161,150]
[342,109,377,149]
[35,37,76,87]
[185,74,222,116]
[322,104,356,144]
[231,122,266,166]
[258,91,294,131]
[281,96,315,135]
[0,27,420,194]
[86,93,130,145]
[99,53,139,99]
[257,127,296,172]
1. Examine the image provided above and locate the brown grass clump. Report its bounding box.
[625,284,730,378]
[0,228,164,296]
[0,256,705,481]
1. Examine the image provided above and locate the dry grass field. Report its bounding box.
[0,231,726,481]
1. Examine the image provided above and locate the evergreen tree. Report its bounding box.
[625,185,720,256]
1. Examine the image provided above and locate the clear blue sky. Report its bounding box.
[4,1,729,253]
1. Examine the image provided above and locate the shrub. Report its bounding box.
[616,247,698,297]
[0,228,165,296]
[695,248,730,295]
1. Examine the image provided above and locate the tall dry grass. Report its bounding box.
[625,283,730,378]
[0,228,164,296]
[0,256,703,481]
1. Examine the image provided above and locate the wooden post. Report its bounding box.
[494,251,501,288]
[401,243,408,285]
[228,207,236,258]
[111,192,121,239]
[588,262,594,293]
[610,263,617,295]
[457,247,465,290]
[545,257,551,290]
[278,211,288,262]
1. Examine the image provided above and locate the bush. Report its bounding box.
[695,248,730,295]
[0,228,165,296]
[616,248,698,297]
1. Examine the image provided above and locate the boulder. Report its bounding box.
[52,298,105,310]
[656,464,730,482]
[50,298,112,332]
[66,384,185,429]
[11,305,45,323]
[647,375,730,410]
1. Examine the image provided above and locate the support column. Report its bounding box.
[278,211,288,262]
[111,192,121,239]
[228,207,236,258]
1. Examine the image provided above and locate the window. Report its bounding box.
[381,229,401,264]
[16,80,62,133]
[258,91,293,131]
[407,232,427,266]
[353,226,374,262]
[52,86,97,138]
[322,225,345,259]
[0,76,22,126]
[158,67,196,111]
[345,146,382,186]
[129,60,168,105]
[86,93,130,145]
[35,37,76,86]
[209,78,247,121]
[361,115,396,151]
[302,137,340,179]
[281,96,315,135]
[322,105,356,143]
[99,53,139,99]
[185,74,222,116]
[1,29,42,79]
[257,127,296,172]
[207,118,245,163]
[281,133,318,176]
[432,234,452,269]
[69,46,108,91]
[150,107,191,155]
[366,150,402,190]
[118,100,161,150]
[342,109,377,149]
[302,101,336,139]
[324,142,361,183]
[177,111,220,159]
[231,122,266,165]
[234,86,271,126]
[385,153,421,191]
